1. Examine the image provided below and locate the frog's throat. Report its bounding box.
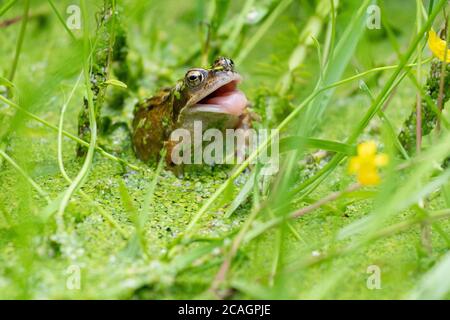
[186,74,247,116]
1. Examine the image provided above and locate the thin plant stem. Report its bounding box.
[415,0,430,256]
[56,72,127,239]
[47,0,76,40]
[235,0,293,64]
[416,0,423,153]
[223,0,255,53]
[0,0,17,18]
[291,183,361,219]
[56,0,98,232]
[436,21,449,132]
[8,0,29,81]
[326,0,337,63]
[57,72,83,181]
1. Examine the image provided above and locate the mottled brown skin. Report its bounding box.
[132,57,249,165]
[132,87,184,163]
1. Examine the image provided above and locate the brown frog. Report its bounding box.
[132,57,251,166]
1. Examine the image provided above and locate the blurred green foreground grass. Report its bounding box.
[0,0,449,299]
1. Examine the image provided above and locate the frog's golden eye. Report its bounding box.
[185,69,206,87]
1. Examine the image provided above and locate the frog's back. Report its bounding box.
[132,88,173,162]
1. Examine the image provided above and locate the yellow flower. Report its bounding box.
[428,29,450,63]
[348,141,389,186]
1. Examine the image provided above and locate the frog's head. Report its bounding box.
[174,57,247,120]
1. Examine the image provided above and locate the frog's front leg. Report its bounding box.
[235,107,260,162]
[163,139,185,177]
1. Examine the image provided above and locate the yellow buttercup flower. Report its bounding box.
[348,141,389,186]
[428,29,450,63]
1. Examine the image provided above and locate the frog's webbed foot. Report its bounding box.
[238,105,261,130]
[234,107,260,167]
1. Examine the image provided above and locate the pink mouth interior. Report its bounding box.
[194,80,247,116]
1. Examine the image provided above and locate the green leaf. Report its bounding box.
[104,79,128,89]
[225,170,256,218]
[212,179,236,212]
[170,242,221,272]
[0,76,14,88]
[118,179,138,225]
[279,136,356,155]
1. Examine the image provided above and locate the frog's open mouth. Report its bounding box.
[189,78,247,116]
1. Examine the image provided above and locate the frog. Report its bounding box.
[132,57,252,167]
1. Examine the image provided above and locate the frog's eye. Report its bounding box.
[214,57,234,71]
[185,69,206,87]
[226,58,234,69]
